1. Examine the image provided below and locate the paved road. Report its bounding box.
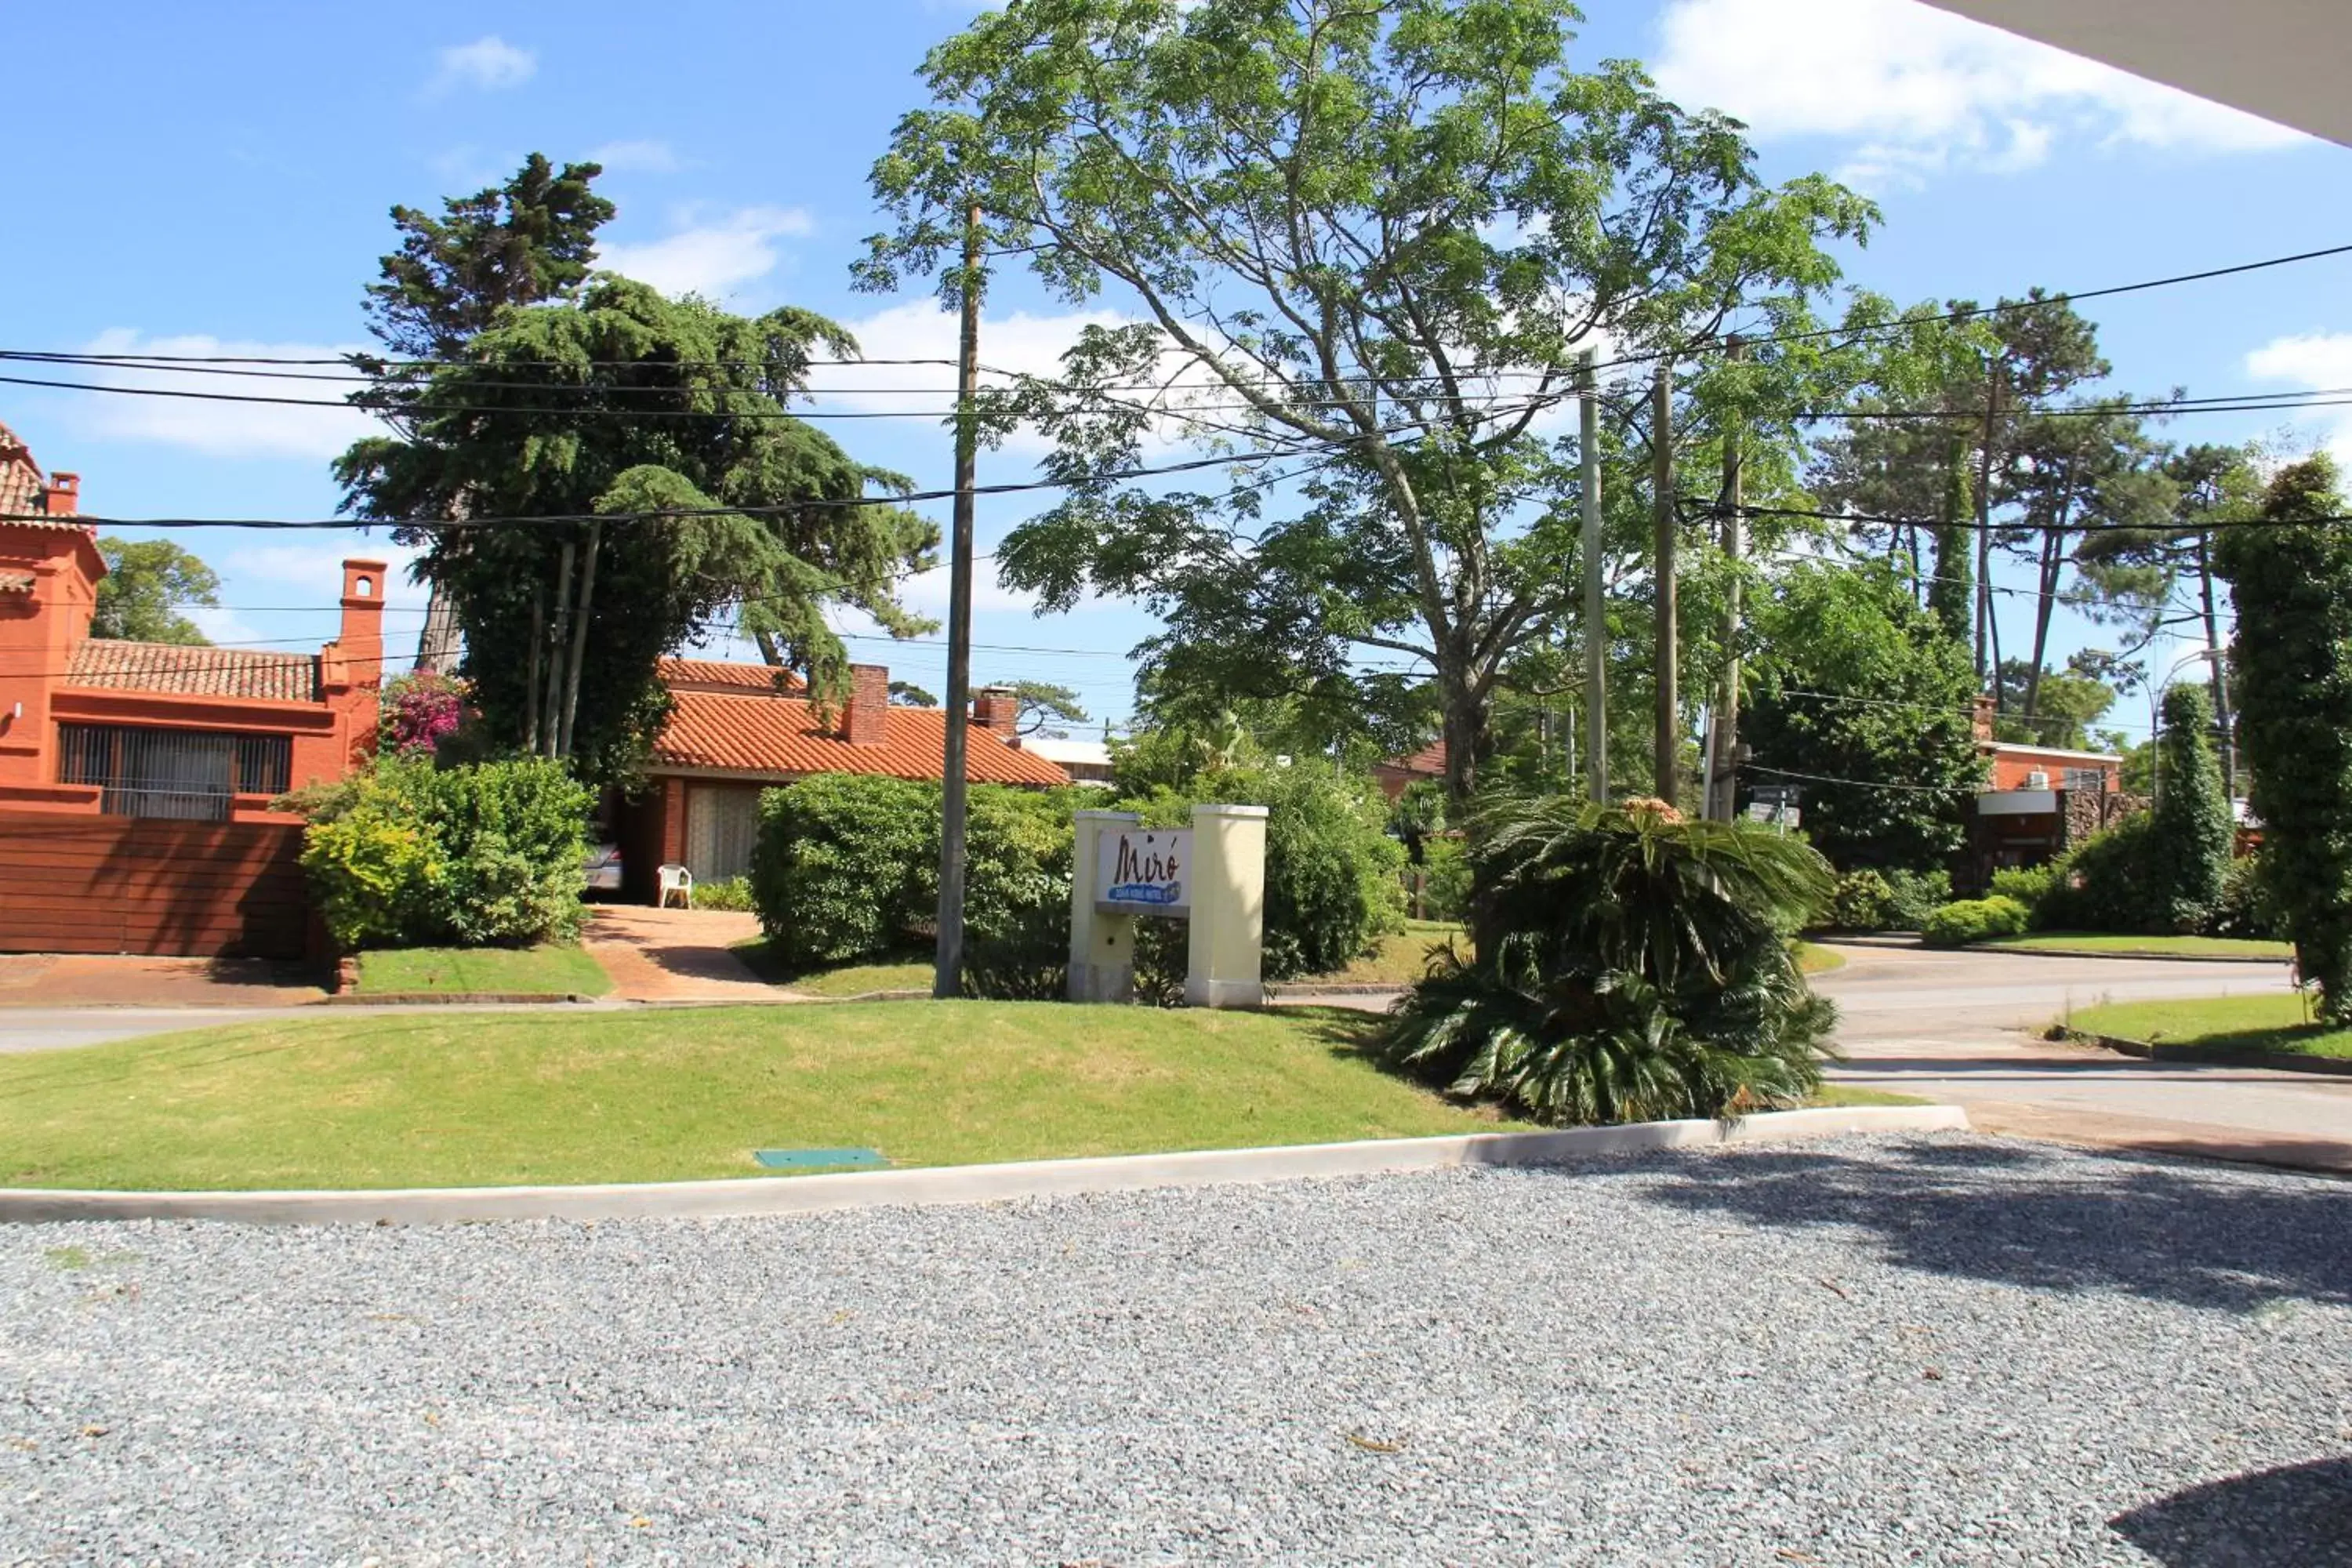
[1813,944,2352,1171]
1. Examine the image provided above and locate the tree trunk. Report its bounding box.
[542,539,575,760]
[523,584,544,757]
[1973,364,2003,692]
[2024,528,2062,730]
[556,521,600,760]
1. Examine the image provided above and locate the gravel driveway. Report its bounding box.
[4,1134,2347,1566]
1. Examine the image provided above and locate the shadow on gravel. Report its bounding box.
[1619,1139,2352,1311]
[2110,1457,2352,1567]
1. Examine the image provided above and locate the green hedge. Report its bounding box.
[748,766,1403,992]
[299,753,591,950]
[1920,895,2030,948]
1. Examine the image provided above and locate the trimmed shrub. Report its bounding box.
[1381,796,1837,1127]
[2035,813,2161,935]
[960,786,1078,999]
[1882,867,1952,931]
[2210,855,2281,942]
[1828,869,1896,932]
[299,753,590,950]
[1919,895,2030,949]
[693,877,756,913]
[750,774,938,969]
[2146,684,2232,933]
[1987,862,2059,913]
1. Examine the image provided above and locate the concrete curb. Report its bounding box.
[0,1105,1970,1226]
[320,991,598,1007]
[1975,945,2292,966]
[2065,1029,2352,1079]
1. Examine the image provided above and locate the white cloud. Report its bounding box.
[1653,0,2305,191]
[589,140,685,174]
[427,36,535,96]
[64,330,388,460]
[597,207,815,299]
[2245,332,2352,467]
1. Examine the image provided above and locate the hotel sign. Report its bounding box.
[1097,826,1191,915]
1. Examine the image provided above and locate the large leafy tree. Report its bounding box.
[336,278,937,781]
[353,154,619,670]
[1739,559,1984,872]
[862,0,1875,820]
[2146,683,2230,933]
[2213,456,2352,1018]
[89,537,220,645]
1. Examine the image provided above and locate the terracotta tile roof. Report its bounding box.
[655,655,805,693]
[66,640,321,702]
[653,688,1072,786]
[1381,739,1447,777]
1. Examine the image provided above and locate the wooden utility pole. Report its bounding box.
[1651,362,1678,804]
[543,538,575,757]
[1973,358,2004,690]
[933,203,984,999]
[1709,336,1746,822]
[2198,533,2238,802]
[1578,349,1606,801]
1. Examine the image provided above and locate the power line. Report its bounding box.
[1744,763,1977,796]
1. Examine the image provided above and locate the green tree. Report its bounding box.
[336,278,937,780]
[2145,683,2230,932]
[888,680,940,707]
[1991,654,2118,750]
[1739,560,1984,872]
[89,537,219,644]
[2214,456,2352,1017]
[863,0,1875,826]
[353,154,619,670]
[996,679,1088,738]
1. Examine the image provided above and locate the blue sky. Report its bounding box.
[6,0,2350,744]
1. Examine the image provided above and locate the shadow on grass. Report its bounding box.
[1617,1137,2352,1312]
[2110,1457,2352,1567]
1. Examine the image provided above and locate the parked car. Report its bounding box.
[583,841,624,896]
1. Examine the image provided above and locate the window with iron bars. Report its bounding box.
[56,724,293,821]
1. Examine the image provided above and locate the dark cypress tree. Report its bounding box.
[2147,684,2230,933]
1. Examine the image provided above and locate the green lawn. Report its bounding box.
[1795,942,1846,975]
[0,1003,1532,1190]
[353,945,612,998]
[1310,920,1467,986]
[2069,994,2352,1062]
[1975,932,2292,960]
[1807,1083,1931,1109]
[729,938,932,997]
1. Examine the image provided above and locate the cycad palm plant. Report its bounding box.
[1382,795,1838,1125]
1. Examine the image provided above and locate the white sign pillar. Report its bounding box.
[1185,804,1269,1009]
[1068,810,1141,1003]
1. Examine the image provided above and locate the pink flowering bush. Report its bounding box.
[379,672,468,757]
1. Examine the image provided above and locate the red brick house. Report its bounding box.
[616,659,1069,898]
[1967,695,2136,882]
[1374,738,1446,803]
[0,424,385,956]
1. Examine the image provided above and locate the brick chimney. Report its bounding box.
[972,685,1020,735]
[41,473,78,517]
[842,662,891,747]
[1971,692,1995,743]
[329,558,388,690]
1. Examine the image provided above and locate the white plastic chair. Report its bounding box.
[656,862,695,909]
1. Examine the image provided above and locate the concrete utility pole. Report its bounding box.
[1579,349,1606,801]
[933,202,984,999]
[1652,362,1678,804]
[1708,336,1746,822]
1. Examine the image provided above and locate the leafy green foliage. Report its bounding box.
[298,755,591,950]
[1741,561,1984,870]
[337,278,937,780]
[749,775,1077,993]
[2147,684,2230,933]
[1882,867,1954,930]
[1418,837,1472,924]
[1828,869,1896,932]
[1920,896,2030,948]
[2210,855,2281,942]
[2214,456,2352,1018]
[869,0,1875,812]
[89,538,219,645]
[691,877,756,913]
[995,680,1088,738]
[1381,797,1836,1126]
[2034,813,2161,935]
[361,153,614,362]
[1987,863,2059,911]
